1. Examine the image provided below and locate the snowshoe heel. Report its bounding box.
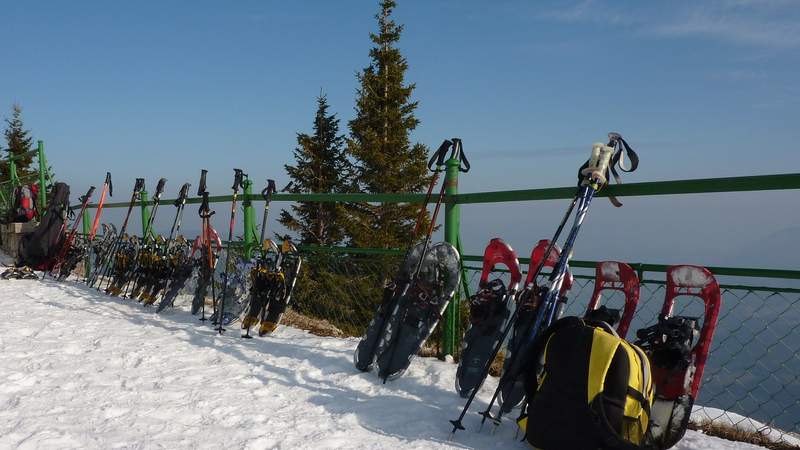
[258,321,277,336]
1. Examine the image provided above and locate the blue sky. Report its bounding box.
[1,1,798,269]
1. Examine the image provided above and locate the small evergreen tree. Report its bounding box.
[1,103,36,183]
[345,0,431,250]
[279,93,352,246]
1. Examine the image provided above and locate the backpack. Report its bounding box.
[10,184,38,222]
[517,317,654,450]
[17,182,70,269]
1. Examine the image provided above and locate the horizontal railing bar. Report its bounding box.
[462,265,800,294]
[454,173,800,204]
[76,173,800,209]
[304,246,800,280]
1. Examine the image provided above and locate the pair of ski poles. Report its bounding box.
[450,138,619,436]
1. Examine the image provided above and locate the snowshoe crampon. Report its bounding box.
[636,264,721,449]
[374,242,460,381]
[455,238,521,398]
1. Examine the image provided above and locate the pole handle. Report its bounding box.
[175,183,191,206]
[154,178,167,198]
[232,169,245,192]
[134,178,145,194]
[81,186,96,204]
[261,179,277,200]
[105,172,113,197]
[428,140,452,171]
[450,138,471,173]
[197,169,208,195]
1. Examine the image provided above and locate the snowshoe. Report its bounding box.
[258,241,302,336]
[156,255,195,313]
[240,240,281,338]
[636,265,721,449]
[585,260,640,338]
[498,239,572,412]
[191,270,210,315]
[455,238,521,398]
[374,242,459,381]
[1,266,39,280]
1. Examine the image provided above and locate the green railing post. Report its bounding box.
[242,179,255,258]
[8,158,18,188]
[37,140,47,215]
[82,207,91,278]
[140,189,150,238]
[442,157,461,358]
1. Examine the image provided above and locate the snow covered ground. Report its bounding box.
[0,278,774,449]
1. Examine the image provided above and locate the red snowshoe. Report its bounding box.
[636,264,721,449]
[455,238,522,398]
[585,261,640,339]
[498,239,574,412]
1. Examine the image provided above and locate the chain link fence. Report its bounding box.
[288,247,799,444]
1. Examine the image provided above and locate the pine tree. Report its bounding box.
[346,0,431,250]
[1,104,36,183]
[279,93,352,246]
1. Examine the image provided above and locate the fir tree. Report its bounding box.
[280,93,352,246]
[1,104,36,183]
[346,0,431,250]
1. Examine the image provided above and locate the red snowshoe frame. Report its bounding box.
[656,264,721,399]
[525,239,572,295]
[586,261,640,339]
[478,238,522,291]
[191,226,222,258]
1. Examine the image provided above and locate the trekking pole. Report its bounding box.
[90,178,144,288]
[89,172,113,240]
[124,178,166,298]
[197,169,216,322]
[165,183,191,247]
[454,139,617,435]
[50,185,96,277]
[377,139,469,382]
[258,179,277,249]
[216,169,245,334]
[144,182,190,305]
[354,140,453,372]
[449,193,580,435]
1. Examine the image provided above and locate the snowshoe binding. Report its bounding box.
[636,265,721,449]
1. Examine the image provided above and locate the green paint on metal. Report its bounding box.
[37,141,47,214]
[77,172,800,210]
[442,158,461,357]
[139,190,150,238]
[242,179,255,258]
[82,207,91,278]
[453,173,800,204]
[298,245,404,256]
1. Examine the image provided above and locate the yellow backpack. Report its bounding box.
[518,317,654,449]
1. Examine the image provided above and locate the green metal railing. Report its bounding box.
[73,168,799,439]
[78,170,800,354]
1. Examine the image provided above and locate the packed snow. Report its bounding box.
[0,277,774,449]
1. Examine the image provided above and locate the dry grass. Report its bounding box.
[690,420,799,450]
[282,308,346,338]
